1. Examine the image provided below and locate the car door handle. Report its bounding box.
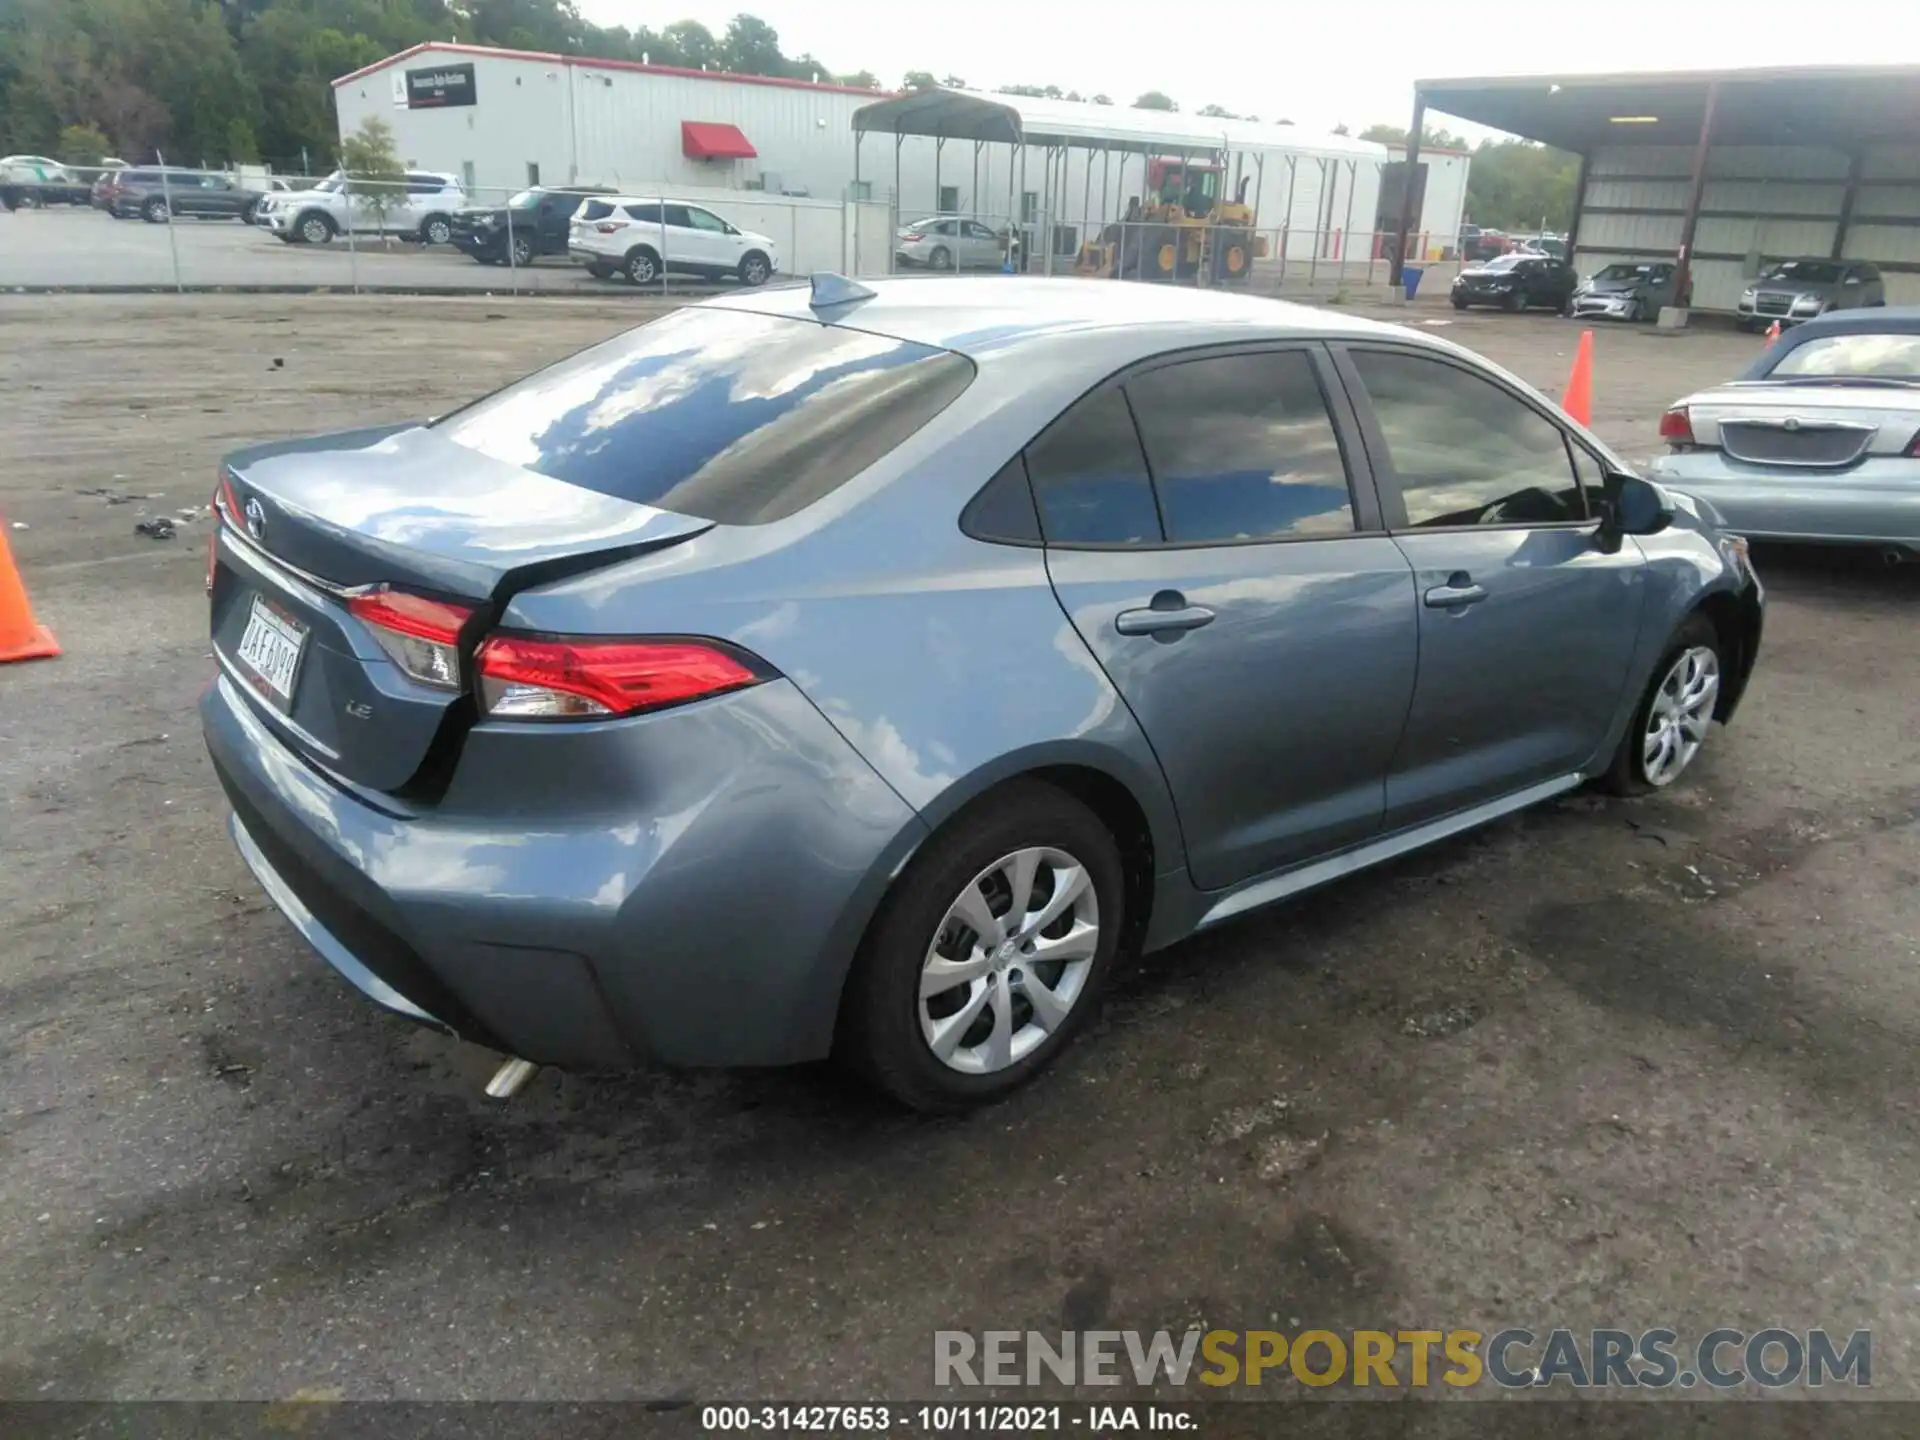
[1423,576,1488,609]
[1115,596,1216,636]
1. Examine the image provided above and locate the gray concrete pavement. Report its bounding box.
[2,295,1916,1410]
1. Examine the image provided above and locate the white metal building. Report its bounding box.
[1413,65,1920,311]
[332,43,1467,269]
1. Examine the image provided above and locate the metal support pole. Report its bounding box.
[1339,158,1357,285]
[1391,92,1426,288]
[504,197,517,295]
[1018,142,1027,271]
[344,175,360,295]
[973,140,981,220]
[1565,151,1590,266]
[1309,160,1326,282]
[1100,147,1111,230]
[935,134,944,213]
[155,151,183,294]
[1280,156,1297,284]
[1672,81,1720,308]
[1081,148,1092,244]
[853,130,863,194]
[1831,148,1862,261]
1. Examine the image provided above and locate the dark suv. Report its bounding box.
[1451,252,1579,313]
[111,169,264,224]
[450,186,615,266]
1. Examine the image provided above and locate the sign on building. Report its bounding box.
[404,63,477,109]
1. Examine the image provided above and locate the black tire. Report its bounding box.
[1599,613,1724,797]
[509,234,535,268]
[1502,289,1524,313]
[585,262,615,280]
[1451,297,1469,311]
[1626,297,1645,324]
[738,250,772,286]
[241,201,259,225]
[625,246,660,285]
[840,781,1126,1112]
[295,211,334,245]
[141,197,170,224]
[420,213,453,247]
[928,244,952,271]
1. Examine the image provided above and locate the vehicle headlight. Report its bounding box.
[1790,293,1824,312]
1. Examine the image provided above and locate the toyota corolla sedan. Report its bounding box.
[202,276,1763,1111]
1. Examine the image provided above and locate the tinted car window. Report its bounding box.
[434,308,974,526]
[662,205,693,228]
[1567,442,1608,518]
[1350,350,1585,527]
[579,200,616,221]
[1025,388,1162,546]
[961,456,1042,544]
[685,208,729,233]
[623,203,663,224]
[1125,352,1353,542]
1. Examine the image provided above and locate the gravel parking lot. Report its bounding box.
[2,292,1917,1411]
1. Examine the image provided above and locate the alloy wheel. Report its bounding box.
[1643,645,1720,786]
[918,847,1099,1075]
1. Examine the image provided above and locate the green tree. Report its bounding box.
[1133,90,1176,111]
[56,121,114,163]
[224,114,258,162]
[836,69,879,90]
[902,69,938,90]
[1090,94,1112,105]
[663,19,717,69]
[719,13,784,76]
[941,74,967,89]
[338,113,403,236]
[1462,138,1578,230]
[1196,103,1238,118]
[1358,122,1468,149]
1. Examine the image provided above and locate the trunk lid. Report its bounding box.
[1679,382,1920,468]
[212,423,711,792]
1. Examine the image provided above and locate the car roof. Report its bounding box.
[699,275,1407,359]
[1739,305,1920,379]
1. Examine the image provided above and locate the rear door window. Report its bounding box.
[1024,388,1163,545]
[433,307,975,526]
[1124,351,1355,542]
[662,204,694,229]
[623,203,663,224]
[579,200,616,222]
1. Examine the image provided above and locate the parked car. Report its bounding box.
[1460,226,1508,262]
[567,196,778,285]
[200,275,1762,1110]
[451,186,615,267]
[1,155,92,208]
[1737,259,1886,331]
[895,216,1017,271]
[1570,261,1689,322]
[1514,234,1568,260]
[254,170,467,245]
[109,168,266,223]
[1450,253,1579,313]
[1651,306,1920,559]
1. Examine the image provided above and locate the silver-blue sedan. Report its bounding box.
[202,275,1762,1110]
[1650,308,1920,560]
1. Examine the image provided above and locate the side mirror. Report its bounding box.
[1595,471,1673,552]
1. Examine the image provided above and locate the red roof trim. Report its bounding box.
[332,41,895,100]
[682,121,758,160]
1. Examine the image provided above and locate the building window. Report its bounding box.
[939,185,959,214]
[526,161,540,186]
[1021,190,1038,223]
[848,180,872,201]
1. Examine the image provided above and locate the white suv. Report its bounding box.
[568,197,779,286]
[257,171,467,245]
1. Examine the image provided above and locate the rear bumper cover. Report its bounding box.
[203,673,924,1069]
[1651,452,1920,548]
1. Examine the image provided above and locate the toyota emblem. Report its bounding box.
[243,496,267,542]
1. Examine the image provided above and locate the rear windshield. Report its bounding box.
[578,200,616,221]
[1771,333,1920,379]
[434,307,976,525]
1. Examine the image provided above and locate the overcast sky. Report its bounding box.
[572,0,1920,142]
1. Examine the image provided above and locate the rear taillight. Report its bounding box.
[1658,406,1695,446]
[474,635,766,720]
[348,587,473,690]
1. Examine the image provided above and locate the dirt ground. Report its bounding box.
[2,294,1918,1408]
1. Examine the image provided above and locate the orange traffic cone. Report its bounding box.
[0,522,59,664]
[1765,320,1781,347]
[1560,329,1594,427]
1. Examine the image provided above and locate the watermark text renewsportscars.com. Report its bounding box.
[933,1327,1871,1390]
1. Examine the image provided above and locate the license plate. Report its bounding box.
[235,594,308,706]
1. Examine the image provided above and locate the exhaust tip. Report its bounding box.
[485,1056,539,1100]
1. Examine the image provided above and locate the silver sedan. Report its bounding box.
[895,216,1014,271]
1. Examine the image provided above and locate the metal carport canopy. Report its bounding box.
[853,89,1229,153]
[1415,64,1920,152]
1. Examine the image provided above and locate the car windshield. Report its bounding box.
[1480,255,1526,271]
[1762,260,1842,284]
[1771,333,1920,380]
[434,307,976,526]
[507,190,542,209]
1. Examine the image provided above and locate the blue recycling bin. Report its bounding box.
[1402,264,1425,301]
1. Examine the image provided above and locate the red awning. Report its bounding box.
[681,121,758,161]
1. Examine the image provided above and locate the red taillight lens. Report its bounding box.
[348,587,473,690]
[1658,406,1695,445]
[474,636,765,720]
